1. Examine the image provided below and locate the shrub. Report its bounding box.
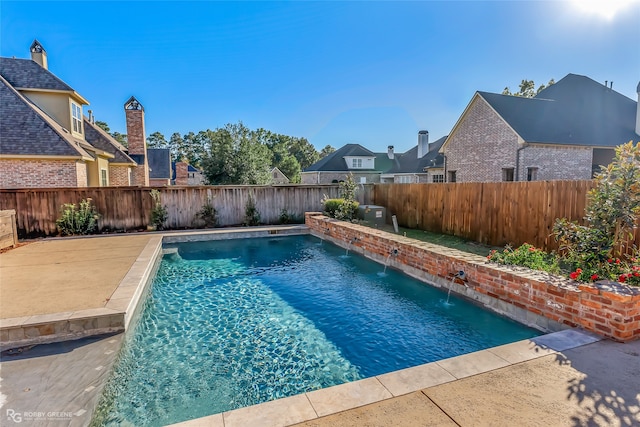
[196,197,218,228]
[554,141,640,285]
[487,243,561,274]
[243,194,261,226]
[279,208,302,224]
[322,199,343,217]
[56,198,100,236]
[149,189,168,230]
[322,173,360,221]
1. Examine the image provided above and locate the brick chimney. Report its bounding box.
[124,96,149,186]
[417,130,429,158]
[175,161,189,186]
[30,39,48,69]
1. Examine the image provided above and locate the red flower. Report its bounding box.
[615,259,621,265]
[634,272,640,277]
[591,274,599,281]
[608,258,613,263]
[619,274,627,283]
[576,268,582,273]
[570,271,580,280]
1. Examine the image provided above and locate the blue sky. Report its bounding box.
[2,1,639,153]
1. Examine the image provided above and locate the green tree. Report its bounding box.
[320,145,336,158]
[290,137,319,170]
[110,131,127,147]
[94,120,127,147]
[502,78,555,97]
[95,120,110,133]
[168,132,185,162]
[278,155,301,183]
[147,131,168,148]
[201,122,273,185]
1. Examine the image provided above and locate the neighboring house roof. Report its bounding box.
[171,162,202,176]
[304,143,378,172]
[304,139,447,175]
[385,136,447,174]
[0,75,91,159]
[148,148,171,179]
[83,118,136,165]
[477,73,638,147]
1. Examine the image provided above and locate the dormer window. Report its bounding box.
[72,103,83,134]
[352,158,362,168]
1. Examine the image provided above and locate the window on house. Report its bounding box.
[359,177,367,184]
[127,168,132,185]
[273,171,278,178]
[432,174,444,183]
[502,168,515,182]
[527,167,538,181]
[448,171,457,183]
[352,158,362,168]
[72,103,83,134]
[100,169,108,187]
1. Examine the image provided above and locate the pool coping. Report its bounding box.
[166,329,602,427]
[0,225,310,352]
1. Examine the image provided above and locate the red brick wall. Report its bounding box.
[175,162,189,186]
[306,213,640,342]
[125,108,149,186]
[0,159,85,188]
[446,96,519,182]
[109,165,131,186]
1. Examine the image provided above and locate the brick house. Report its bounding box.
[441,74,640,182]
[0,40,138,188]
[301,132,445,184]
[269,167,290,184]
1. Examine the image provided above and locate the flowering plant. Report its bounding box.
[487,243,560,274]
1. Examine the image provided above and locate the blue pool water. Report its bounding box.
[93,235,541,426]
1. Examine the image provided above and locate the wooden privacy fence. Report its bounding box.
[373,180,640,253]
[0,185,373,238]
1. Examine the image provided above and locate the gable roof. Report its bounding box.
[304,143,377,172]
[0,57,74,92]
[385,135,446,174]
[148,148,171,179]
[0,75,91,159]
[478,74,638,147]
[83,118,136,165]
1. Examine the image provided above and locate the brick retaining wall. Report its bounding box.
[305,213,640,342]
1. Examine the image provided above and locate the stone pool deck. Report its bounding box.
[1,229,639,426]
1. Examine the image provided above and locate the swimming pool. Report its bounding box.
[92,235,541,426]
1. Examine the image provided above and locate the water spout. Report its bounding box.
[383,253,392,274]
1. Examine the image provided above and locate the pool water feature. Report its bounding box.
[93,235,541,426]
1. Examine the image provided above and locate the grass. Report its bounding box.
[359,221,499,257]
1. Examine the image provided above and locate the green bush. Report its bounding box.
[56,198,100,236]
[196,198,218,228]
[487,243,560,274]
[279,208,302,224]
[243,194,261,226]
[149,189,168,230]
[322,199,343,217]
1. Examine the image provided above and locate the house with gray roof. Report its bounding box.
[440,73,640,182]
[0,40,137,188]
[301,132,446,184]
